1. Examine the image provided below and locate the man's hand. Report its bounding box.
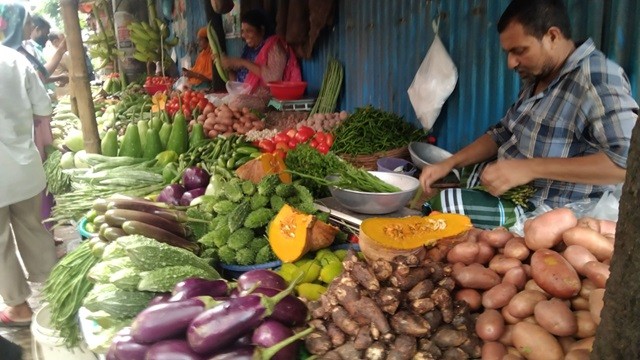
[419,162,455,197]
[480,159,534,196]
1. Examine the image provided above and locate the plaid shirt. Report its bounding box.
[487,39,638,208]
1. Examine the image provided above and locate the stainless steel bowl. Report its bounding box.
[408,141,453,169]
[327,171,420,215]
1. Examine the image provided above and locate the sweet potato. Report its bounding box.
[512,322,564,360]
[481,341,508,360]
[482,283,518,310]
[524,208,577,250]
[588,288,605,325]
[530,249,581,299]
[502,266,527,290]
[580,261,610,288]
[562,225,614,261]
[454,288,482,311]
[446,241,479,265]
[479,227,514,248]
[574,310,597,338]
[533,299,577,336]
[452,263,501,290]
[475,309,505,341]
[503,237,530,261]
[506,290,547,318]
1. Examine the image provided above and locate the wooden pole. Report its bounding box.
[60,0,101,154]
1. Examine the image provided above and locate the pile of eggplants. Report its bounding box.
[106,270,312,360]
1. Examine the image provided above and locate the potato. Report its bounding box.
[530,249,581,299]
[506,290,548,318]
[504,349,524,359]
[481,341,507,360]
[562,226,614,261]
[452,263,501,290]
[502,266,528,290]
[503,237,530,261]
[489,255,523,275]
[574,310,597,338]
[475,240,496,265]
[588,288,605,325]
[558,336,576,354]
[570,296,590,311]
[576,216,601,232]
[524,208,577,250]
[482,283,518,309]
[579,278,597,299]
[569,336,595,352]
[522,316,537,324]
[562,245,597,273]
[564,349,591,360]
[512,322,563,360]
[479,227,514,248]
[446,241,480,265]
[498,324,514,346]
[502,306,523,324]
[476,309,505,341]
[454,288,482,311]
[524,279,549,296]
[580,261,610,288]
[533,299,577,336]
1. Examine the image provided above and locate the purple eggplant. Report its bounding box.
[187,279,300,354]
[206,327,313,360]
[145,339,204,360]
[171,278,230,301]
[108,327,149,360]
[182,167,210,191]
[251,320,298,360]
[239,287,308,327]
[157,184,186,206]
[148,293,173,306]
[236,269,287,292]
[179,187,206,206]
[131,297,217,344]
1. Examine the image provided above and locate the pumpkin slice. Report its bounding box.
[268,204,339,262]
[359,213,472,262]
[236,153,292,184]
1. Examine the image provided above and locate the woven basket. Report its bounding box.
[339,146,410,170]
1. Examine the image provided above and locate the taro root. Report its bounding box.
[304,330,332,355]
[375,287,402,315]
[407,279,435,301]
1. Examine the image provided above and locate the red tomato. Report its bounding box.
[198,99,208,110]
[310,138,319,148]
[258,139,275,153]
[325,133,334,147]
[314,132,326,144]
[274,133,290,144]
[285,128,297,138]
[316,143,329,154]
[287,139,298,149]
[274,142,290,152]
[297,126,315,137]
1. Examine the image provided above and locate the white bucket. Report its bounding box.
[31,303,97,360]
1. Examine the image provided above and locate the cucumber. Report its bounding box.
[143,128,164,160]
[118,124,143,158]
[100,129,118,157]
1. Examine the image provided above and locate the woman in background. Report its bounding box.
[183,27,214,89]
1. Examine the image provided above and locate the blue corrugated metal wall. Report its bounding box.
[297,0,640,153]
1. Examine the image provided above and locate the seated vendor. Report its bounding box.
[219,9,301,97]
[419,0,637,226]
[183,27,214,90]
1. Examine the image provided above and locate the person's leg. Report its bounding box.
[0,203,32,309]
[0,335,23,360]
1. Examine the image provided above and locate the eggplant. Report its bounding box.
[131,297,217,344]
[179,187,206,206]
[239,287,308,327]
[206,327,313,360]
[187,280,300,354]
[109,327,149,360]
[145,339,204,360]
[171,278,230,301]
[104,208,187,237]
[148,293,173,307]
[236,269,287,292]
[182,166,210,191]
[251,320,298,360]
[157,184,186,206]
[108,199,191,223]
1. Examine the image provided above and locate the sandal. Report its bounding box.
[0,309,32,327]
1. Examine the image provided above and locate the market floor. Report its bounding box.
[0,226,77,360]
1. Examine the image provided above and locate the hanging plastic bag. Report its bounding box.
[407,19,458,131]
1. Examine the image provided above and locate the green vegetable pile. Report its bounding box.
[330,105,425,155]
[43,149,72,195]
[285,143,401,195]
[192,174,317,266]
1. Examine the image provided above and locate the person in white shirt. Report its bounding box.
[0,43,57,327]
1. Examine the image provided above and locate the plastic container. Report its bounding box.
[144,83,172,95]
[267,81,307,100]
[377,157,417,176]
[77,217,95,240]
[31,303,96,360]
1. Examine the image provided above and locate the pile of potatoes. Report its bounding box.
[445,208,614,360]
[195,103,266,138]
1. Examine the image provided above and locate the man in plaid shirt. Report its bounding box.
[420,0,638,208]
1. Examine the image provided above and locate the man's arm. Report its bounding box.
[419,134,499,195]
[480,152,626,196]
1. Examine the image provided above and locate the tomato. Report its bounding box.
[258,139,275,153]
[426,135,437,145]
[198,99,208,110]
[274,141,290,152]
[325,133,334,147]
[274,133,290,144]
[348,234,359,244]
[316,143,329,154]
[310,138,319,148]
[314,132,326,144]
[285,128,297,138]
[287,139,298,149]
